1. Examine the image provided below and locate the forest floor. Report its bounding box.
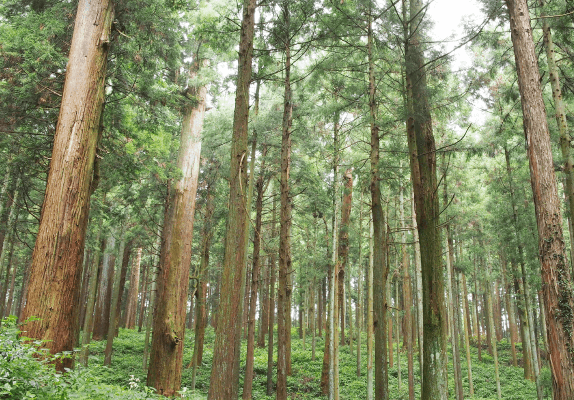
[84,327,545,399]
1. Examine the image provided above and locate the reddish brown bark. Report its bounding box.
[19,0,113,371]
[505,0,574,397]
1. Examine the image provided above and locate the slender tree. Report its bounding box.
[208,0,256,396]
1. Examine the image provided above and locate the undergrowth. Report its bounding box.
[1,317,547,399]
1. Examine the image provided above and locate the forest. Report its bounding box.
[1,0,574,398]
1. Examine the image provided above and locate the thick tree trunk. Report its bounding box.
[19,0,114,371]
[147,60,205,396]
[405,0,447,397]
[506,0,574,397]
[208,0,256,396]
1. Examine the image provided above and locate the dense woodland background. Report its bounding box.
[1,0,574,398]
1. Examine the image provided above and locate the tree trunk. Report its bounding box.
[539,0,574,276]
[147,59,205,396]
[19,0,113,371]
[461,273,474,396]
[266,192,277,396]
[400,177,415,400]
[368,11,388,399]
[208,0,256,396]
[501,253,518,367]
[190,168,217,381]
[338,168,353,352]
[116,240,132,333]
[405,0,447,397]
[367,220,374,400]
[92,235,116,341]
[486,262,502,400]
[104,235,126,366]
[277,6,293,396]
[505,0,574,397]
[5,245,18,317]
[79,235,104,366]
[124,248,142,330]
[243,145,267,400]
[137,261,149,332]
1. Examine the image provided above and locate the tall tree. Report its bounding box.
[147,58,206,396]
[404,0,447,397]
[20,0,114,370]
[207,0,257,396]
[505,0,574,397]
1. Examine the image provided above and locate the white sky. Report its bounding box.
[428,0,485,69]
[427,0,488,126]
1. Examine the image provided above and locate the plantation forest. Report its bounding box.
[2,0,574,398]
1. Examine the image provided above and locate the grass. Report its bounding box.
[1,316,547,399]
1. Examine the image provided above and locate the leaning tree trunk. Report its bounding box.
[20,0,114,370]
[208,0,256,396]
[505,0,574,397]
[147,60,206,397]
[405,0,447,397]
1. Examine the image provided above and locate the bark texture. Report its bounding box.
[208,0,256,396]
[147,60,206,396]
[20,0,114,371]
[505,0,574,397]
[405,0,447,397]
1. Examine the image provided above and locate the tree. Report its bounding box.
[20,0,114,371]
[505,0,574,397]
[404,0,447,397]
[147,58,206,396]
[208,0,257,396]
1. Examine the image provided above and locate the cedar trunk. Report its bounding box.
[405,0,447,397]
[208,0,256,396]
[277,6,293,395]
[20,0,114,370]
[506,0,574,397]
[147,61,205,396]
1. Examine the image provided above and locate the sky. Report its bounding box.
[427,0,488,126]
[428,0,485,70]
